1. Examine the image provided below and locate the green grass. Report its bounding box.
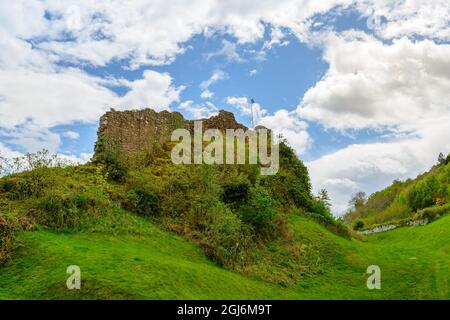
[0,213,448,299]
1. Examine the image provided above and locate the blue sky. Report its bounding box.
[1,1,450,213]
[53,14,376,161]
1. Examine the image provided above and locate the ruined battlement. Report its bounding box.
[93,108,247,162]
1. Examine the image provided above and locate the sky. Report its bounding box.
[1,0,450,214]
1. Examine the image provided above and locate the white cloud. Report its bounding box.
[1,0,361,69]
[58,152,93,164]
[249,69,257,76]
[0,67,183,153]
[63,131,80,140]
[199,70,226,100]
[178,100,219,119]
[259,109,311,156]
[226,97,310,156]
[0,142,22,159]
[297,32,450,130]
[0,68,116,129]
[226,96,253,116]
[300,31,450,214]
[206,40,245,63]
[200,89,214,99]
[308,117,450,214]
[118,70,184,111]
[200,70,227,90]
[263,27,290,49]
[357,0,450,41]
[2,1,449,71]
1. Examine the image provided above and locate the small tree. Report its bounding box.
[438,153,446,166]
[349,192,367,210]
[438,152,450,166]
[318,189,331,209]
[353,219,365,231]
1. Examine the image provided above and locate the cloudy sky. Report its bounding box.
[1,0,450,214]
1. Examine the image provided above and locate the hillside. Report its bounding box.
[344,154,450,230]
[0,109,448,300]
[0,212,448,299]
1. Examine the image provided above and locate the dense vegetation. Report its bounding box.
[344,153,450,230]
[0,210,448,299]
[0,141,348,287]
[1,146,448,299]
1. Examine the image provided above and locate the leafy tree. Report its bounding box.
[349,192,367,210]
[318,189,331,209]
[240,184,277,229]
[352,219,365,231]
[438,152,450,166]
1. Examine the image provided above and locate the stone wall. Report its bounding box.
[93,108,247,162]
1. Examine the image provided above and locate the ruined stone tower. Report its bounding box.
[93,108,247,163]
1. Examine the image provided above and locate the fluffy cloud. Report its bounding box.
[1,0,360,69]
[206,40,245,63]
[3,1,449,70]
[0,67,182,153]
[259,110,311,156]
[118,70,184,111]
[357,0,450,41]
[178,101,219,119]
[300,30,450,214]
[308,117,450,214]
[63,131,80,140]
[226,97,311,156]
[297,32,450,130]
[0,68,116,129]
[200,89,214,100]
[200,70,227,90]
[2,0,450,212]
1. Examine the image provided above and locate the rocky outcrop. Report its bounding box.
[93,108,247,163]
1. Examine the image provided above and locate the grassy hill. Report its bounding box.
[0,146,449,299]
[344,155,450,230]
[0,211,448,299]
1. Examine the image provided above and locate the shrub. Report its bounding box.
[126,188,160,217]
[37,193,81,229]
[240,185,277,231]
[0,216,14,265]
[0,170,50,200]
[310,197,334,224]
[221,176,250,206]
[419,204,450,221]
[407,179,436,211]
[353,219,365,231]
[206,204,250,267]
[35,188,109,230]
[262,143,313,211]
[105,150,127,182]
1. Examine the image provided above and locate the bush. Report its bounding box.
[206,204,250,267]
[240,185,277,231]
[419,204,450,221]
[37,193,82,229]
[0,170,50,200]
[353,219,365,231]
[221,176,250,206]
[0,216,14,265]
[126,188,160,217]
[35,189,109,230]
[310,197,334,224]
[105,150,127,182]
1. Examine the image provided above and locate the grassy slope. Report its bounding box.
[0,212,448,300]
[345,160,450,228]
